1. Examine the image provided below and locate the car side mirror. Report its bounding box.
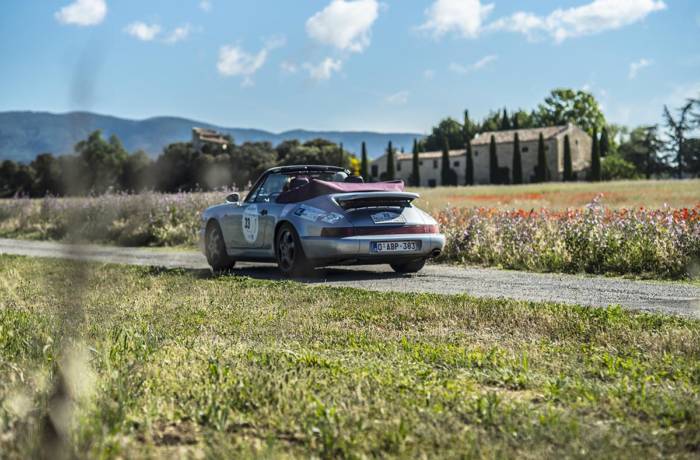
[225,192,240,204]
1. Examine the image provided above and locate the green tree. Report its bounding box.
[441,137,451,186]
[536,88,606,134]
[590,129,601,182]
[411,138,420,186]
[463,110,475,142]
[30,153,62,196]
[338,142,344,167]
[535,132,550,182]
[618,126,666,179]
[121,150,152,192]
[563,135,573,182]
[360,141,369,179]
[489,135,498,184]
[74,130,128,194]
[512,133,522,184]
[602,155,639,181]
[600,127,610,157]
[385,141,395,180]
[424,117,465,152]
[465,140,474,186]
[663,101,695,178]
[500,108,511,130]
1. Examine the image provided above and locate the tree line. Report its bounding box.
[0,133,358,197]
[378,89,700,186]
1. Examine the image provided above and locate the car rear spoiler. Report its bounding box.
[332,191,419,210]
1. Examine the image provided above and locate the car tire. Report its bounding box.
[205,222,235,272]
[276,223,312,278]
[390,258,426,274]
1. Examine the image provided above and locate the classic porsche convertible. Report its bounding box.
[200,165,445,276]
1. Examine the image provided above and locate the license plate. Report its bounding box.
[371,241,420,253]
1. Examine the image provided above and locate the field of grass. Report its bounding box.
[409,179,700,214]
[1,255,699,458]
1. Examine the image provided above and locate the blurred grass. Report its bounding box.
[408,179,700,214]
[1,255,699,458]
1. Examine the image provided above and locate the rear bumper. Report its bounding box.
[301,233,446,264]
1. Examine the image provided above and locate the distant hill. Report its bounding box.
[0,111,423,163]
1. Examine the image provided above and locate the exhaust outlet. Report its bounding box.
[430,249,442,258]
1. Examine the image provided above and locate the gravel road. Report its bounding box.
[1,238,699,317]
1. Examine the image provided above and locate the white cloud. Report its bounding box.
[165,24,192,44]
[629,58,652,79]
[217,45,268,86]
[303,57,343,81]
[489,0,667,43]
[419,0,494,38]
[280,61,299,74]
[449,54,498,74]
[423,69,436,80]
[125,22,161,41]
[385,90,409,105]
[216,37,284,86]
[55,0,107,26]
[199,0,212,12]
[306,0,379,52]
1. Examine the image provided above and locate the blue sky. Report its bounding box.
[0,0,698,134]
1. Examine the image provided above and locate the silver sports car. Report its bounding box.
[200,165,445,276]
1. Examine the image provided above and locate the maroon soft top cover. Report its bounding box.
[276,178,405,204]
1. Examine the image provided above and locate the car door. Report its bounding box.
[220,187,266,250]
[225,173,289,250]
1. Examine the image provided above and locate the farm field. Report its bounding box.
[1,255,699,458]
[1,180,699,279]
[408,179,700,214]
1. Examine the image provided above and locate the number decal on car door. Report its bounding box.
[242,205,259,243]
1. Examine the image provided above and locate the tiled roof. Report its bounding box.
[395,150,464,161]
[471,125,569,145]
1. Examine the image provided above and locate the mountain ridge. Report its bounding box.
[0,110,423,163]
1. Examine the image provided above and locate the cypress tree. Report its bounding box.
[463,109,474,186]
[463,110,472,143]
[536,132,550,182]
[386,141,395,180]
[465,140,474,186]
[500,108,511,131]
[360,141,368,179]
[563,134,573,182]
[590,129,601,182]
[489,135,498,184]
[512,132,522,184]
[512,113,519,130]
[411,138,420,186]
[441,136,451,186]
[600,127,610,157]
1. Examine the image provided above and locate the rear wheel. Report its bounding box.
[276,223,312,277]
[205,222,235,272]
[390,258,426,274]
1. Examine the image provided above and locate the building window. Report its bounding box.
[453,161,460,167]
[371,165,378,177]
[397,161,402,171]
[522,146,529,152]
[575,139,579,145]
[474,150,479,157]
[428,179,436,187]
[419,160,423,166]
[433,159,438,168]
[545,145,549,151]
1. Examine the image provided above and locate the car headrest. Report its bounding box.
[345,175,364,183]
[289,177,310,190]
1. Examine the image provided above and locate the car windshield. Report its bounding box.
[248,170,351,202]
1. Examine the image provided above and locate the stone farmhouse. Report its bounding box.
[192,127,230,153]
[369,124,592,186]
